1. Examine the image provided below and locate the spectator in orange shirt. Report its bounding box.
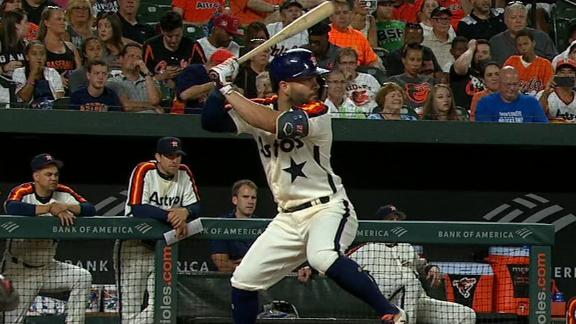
[173,0,225,25]
[329,0,382,68]
[503,28,553,96]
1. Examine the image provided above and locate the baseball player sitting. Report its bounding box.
[202,48,406,324]
[2,153,95,324]
[348,205,476,324]
[210,179,258,272]
[118,136,200,324]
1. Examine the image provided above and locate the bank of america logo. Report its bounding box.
[515,228,533,238]
[135,223,153,234]
[391,226,407,237]
[483,193,576,232]
[0,222,19,233]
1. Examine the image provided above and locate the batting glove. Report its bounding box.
[209,58,239,95]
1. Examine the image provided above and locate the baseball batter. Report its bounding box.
[2,153,95,324]
[202,48,406,324]
[348,206,476,324]
[118,136,200,324]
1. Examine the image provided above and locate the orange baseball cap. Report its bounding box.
[210,48,235,65]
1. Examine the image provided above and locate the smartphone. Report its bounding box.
[554,76,575,88]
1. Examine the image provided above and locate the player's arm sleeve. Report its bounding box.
[276,102,330,140]
[4,201,36,216]
[132,204,169,221]
[79,202,96,216]
[201,90,238,133]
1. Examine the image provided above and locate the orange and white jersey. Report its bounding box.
[125,160,200,216]
[4,182,87,266]
[504,55,553,96]
[228,98,346,211]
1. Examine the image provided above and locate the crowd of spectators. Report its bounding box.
[0,0,575,123]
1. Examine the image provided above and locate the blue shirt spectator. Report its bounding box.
[476,93,547,123]
[209,179,258,272]
[69,60,123,112]
[476,66,548,123]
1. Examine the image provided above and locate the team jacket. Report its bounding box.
[4,182,90,266]
[125,160,200,217]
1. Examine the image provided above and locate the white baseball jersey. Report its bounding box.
[228,99,345,211]
[125,160,200,215]
[4,182,86,266]
[536,90,576,122]
[266,22,309,58]
[346,72,380,114]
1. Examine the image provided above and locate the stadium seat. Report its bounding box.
[552,0,576,51]
[184,25,207,41]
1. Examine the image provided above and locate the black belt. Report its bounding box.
[11,257,46,269]
[282,196,330,213]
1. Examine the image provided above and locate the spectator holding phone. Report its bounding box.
[538,59,576,122]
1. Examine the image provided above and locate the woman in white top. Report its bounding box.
[13,41,64,108]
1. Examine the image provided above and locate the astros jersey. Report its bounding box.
[227,98,345,211]
[503,56,553,96]
[4,183,87,266]
[125,161,200,216]
[267,22,308,58]
[537,90,576,122]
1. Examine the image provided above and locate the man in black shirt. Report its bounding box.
[457,0,506,41]
[23,0,58,25]
[143,11,194,83]
[118,0,155,44]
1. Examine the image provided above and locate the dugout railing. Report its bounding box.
[0,216,555,324]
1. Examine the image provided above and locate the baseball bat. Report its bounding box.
[237,1,335,64]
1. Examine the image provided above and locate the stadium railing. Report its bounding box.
[0,216,555,323]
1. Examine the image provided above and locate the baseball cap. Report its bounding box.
[431,6,452,18]
[212,14,244,36]
[31,153,63,172]
[375,204,407,220]
[280,0,303,11]
[156,137,187,156]
[210,48,235,65]
[555,58,576,71]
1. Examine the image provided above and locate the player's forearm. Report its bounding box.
[79,202,96,216]
[5,201,40,216]
[132,204,169,221]
[201,90,237,133]
[122,99,157,112]
[225,90,281,133]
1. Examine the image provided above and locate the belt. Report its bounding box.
[11,257,46,269]
[282,196,330,213]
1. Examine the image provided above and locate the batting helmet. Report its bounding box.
[269,48,322,85]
